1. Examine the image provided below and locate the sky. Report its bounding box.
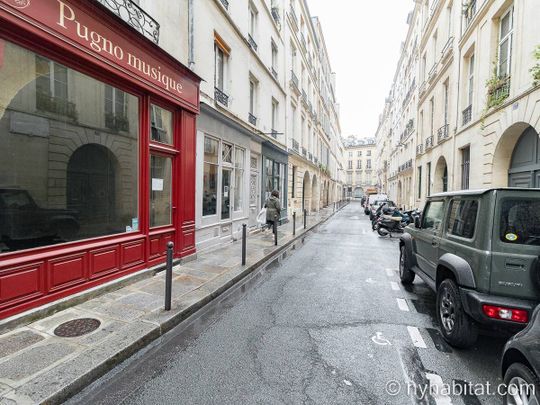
[307,1,413,138]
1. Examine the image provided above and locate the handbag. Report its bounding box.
[256,208,267,224]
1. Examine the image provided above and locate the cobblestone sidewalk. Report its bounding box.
[0,204,345,405]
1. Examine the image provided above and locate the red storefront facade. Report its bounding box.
[0,0,200,319]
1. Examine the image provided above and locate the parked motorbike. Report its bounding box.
[377,214,405,237]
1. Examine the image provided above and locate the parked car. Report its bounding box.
[399,188,540,348]
[0,187,79,249]
[501,304,540,405]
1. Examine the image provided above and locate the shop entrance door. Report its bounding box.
[248,155,260,227]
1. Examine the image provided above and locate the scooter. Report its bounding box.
[377,215,404,237]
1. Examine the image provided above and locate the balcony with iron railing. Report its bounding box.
[487,76,511,106]
[440,37,454,63]
[247,34,258,51]
[462,105,472,126]
[214,87,229,107]
[36,92,78,120]
[292,138,299,152]
[437,123,450,143]
[425,135,434,150]
[271,7,280,24]
[271,67,278,80]
[105,112,129,132]
[94,0,160,44]
[416,144,424,156]
[248,113,257,126]
[301,147,307,157]
[270,129,278,139]
[464,0,477,29]
[289,5,298,29]
[308,152,313,161]
[428,63,438,83]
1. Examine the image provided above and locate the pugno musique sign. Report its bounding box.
[0,0,199,107]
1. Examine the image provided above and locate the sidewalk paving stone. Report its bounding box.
[0,204,346,404]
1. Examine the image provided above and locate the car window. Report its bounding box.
[499,198,540,245]
[422,201,445,231]
[447,199,478,239]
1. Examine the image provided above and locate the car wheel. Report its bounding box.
[399,246,415,284]
[436,278,478,348]
[503,363,540,405]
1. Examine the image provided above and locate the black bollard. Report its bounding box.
[304,209,307,229]
[242,224,247,266]
[164,241,174,311]
[293,212,296,236]
[273,215,278,246]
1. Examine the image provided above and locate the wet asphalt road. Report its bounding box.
[69,201,507,405]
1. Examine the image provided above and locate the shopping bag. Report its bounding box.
[256,208,267,224]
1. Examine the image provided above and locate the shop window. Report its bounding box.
[0,40,139,254]
[150,155,172,227]
[150,105,173,144]
[203,137,219,216]
[202,136,245,219]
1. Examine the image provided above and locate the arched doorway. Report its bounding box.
[509,126,540,187]
[302,171,312,212]
[353,187,363,199]
[311,175,319,212]
[67,144,117,237]
[433,156,449,193]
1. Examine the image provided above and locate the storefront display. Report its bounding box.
[0,0,200,319]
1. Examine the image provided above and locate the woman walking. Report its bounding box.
[264,190,281,234]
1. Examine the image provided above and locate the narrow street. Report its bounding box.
[70,201,506,405]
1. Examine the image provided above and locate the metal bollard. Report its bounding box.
[164,241,174,311]
[304,209,307,229]
[273,215,278,246]
[242,224,247,266]
[293,212,296,236]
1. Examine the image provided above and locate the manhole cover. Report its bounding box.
[53,318,101,337]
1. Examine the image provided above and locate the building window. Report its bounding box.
[427,162,432,196]
[271,99,279,132]
[418,166,423,199]
[348,160,353,170]
[349,151,353,158]
[468,54,475,107]
[249,77,257,124]
[443,81,449,126]
[357,151,362,157]
[292,166,297,197]
[1,40,139,254]
[356,160,361,169]
[429,97,435,135]
[214,33,230,104]
[366,159,371,169]
[203,137,219,216]
[105,86,129,132]
[367,150,371,157]
[271,41,278,75]
[150,155,173,227]
[461,146,471,190]
[498,7,513,78]
[215,45,226,91]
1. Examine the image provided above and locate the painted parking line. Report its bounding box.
[396,298,409,312]
[385,268,394,277]
[425,373,453,405]
[390,281,400,291]
[407,326,427,349]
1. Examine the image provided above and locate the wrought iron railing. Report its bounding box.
[416,144,424,156]
[248,113,257,126]
[302,147,307,157]
[219,0,229,10]
[464,0,477,29]
[248,34,258,51]
[105,112,129,132]
[292,139,299,152]
[425,135,434,150]
[94,0,160,44]
[441,37,454,61]
[488,76,511,104]
[271,7,280,24]
[271,67,278,80]
[291,70,299,89]
[214,87,229,106]
[308,152,313,161]
[289,5,298,28]
[462,105,472,126]
[270,129,278,139]
[437,124,450,143]
[36,92,78,120]
[428,63,438,82]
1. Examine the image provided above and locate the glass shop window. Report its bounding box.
[0,40,139,254]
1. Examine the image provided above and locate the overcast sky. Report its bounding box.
[307,1,413,138]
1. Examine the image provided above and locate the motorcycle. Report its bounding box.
[377,214,405,237]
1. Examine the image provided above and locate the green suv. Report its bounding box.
[399,188,540,348]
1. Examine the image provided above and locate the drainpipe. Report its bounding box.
[188,0,195,70]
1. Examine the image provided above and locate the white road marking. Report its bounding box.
[343,379,352,386]
[390,281,400,291]
[365,278,377,284]
[371,332,392,346]
[425,373,453,404]
[407,326,427,349]
[385,268,394,277]
[396,298,409,312]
